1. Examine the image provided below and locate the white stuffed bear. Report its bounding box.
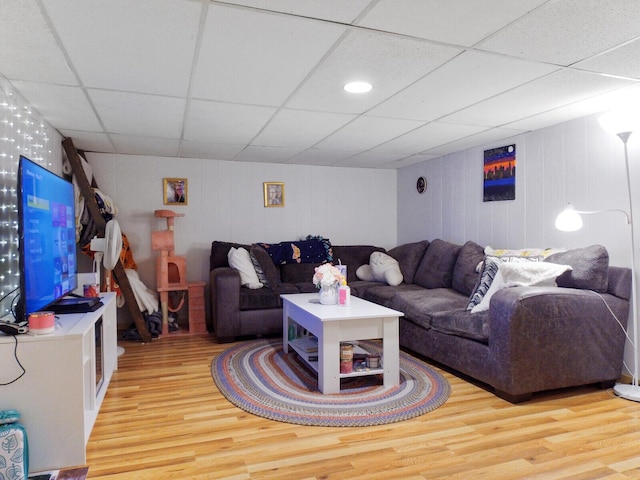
[356,252,403,286]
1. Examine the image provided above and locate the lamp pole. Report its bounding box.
[613,131,640,401]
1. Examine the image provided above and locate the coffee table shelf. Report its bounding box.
[288,336,384,378]
[281,293,403,394]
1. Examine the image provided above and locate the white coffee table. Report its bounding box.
[281,293,403,394]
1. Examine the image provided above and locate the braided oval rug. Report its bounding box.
[211,339,450,427]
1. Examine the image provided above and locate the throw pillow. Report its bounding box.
[370,251,404,286]
[470,262,572,313]
[485,246,563,259]
[250,244,281,287]
[228,247,263,289]
[466,255,541,311]
[250,251,270,288]
[544,244,609,292]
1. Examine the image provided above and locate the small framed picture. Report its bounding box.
[163,178,188,205]
[263,182,285,207]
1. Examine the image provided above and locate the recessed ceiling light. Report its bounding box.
[344,81,372,94]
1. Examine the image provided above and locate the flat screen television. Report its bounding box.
[17,155,78,321]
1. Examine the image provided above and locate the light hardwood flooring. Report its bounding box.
[86,333,640,479]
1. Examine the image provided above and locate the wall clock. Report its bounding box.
[416,176,427,194]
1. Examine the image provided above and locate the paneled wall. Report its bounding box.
[398,112,639,269]
[85,153,398,291]
[0,78,62,317]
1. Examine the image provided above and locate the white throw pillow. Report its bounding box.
[471,262,571,313]
[228,247,263,289]
[370,251,404,286]
[356,264,375,281]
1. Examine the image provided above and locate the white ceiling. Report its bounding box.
[2,0,640,169]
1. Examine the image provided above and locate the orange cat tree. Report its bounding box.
[151,209,206,335]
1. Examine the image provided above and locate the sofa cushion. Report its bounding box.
[361,283,423,307]
[544,244,609,292]
[281,262,318,284]
[250,244,281,287]
[413,239,461,289]
[452,240,484,296]
[431,309,490,343]
[238,287,280,310]
[391,288,469,330]
[387,240,429,284]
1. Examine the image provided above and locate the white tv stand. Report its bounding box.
[0,293,117,472]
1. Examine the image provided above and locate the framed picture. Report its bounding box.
[263,182,285,207]
[483,144,516,202]
[163,178,188,205]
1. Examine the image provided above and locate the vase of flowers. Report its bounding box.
[313,264,343,305]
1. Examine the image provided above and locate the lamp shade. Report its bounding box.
[598,109,640,135]
[555,204,583,231]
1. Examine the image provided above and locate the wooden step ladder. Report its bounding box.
[62,137,152,343]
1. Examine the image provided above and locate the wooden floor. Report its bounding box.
[86,333,640,479]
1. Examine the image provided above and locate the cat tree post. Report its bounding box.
[152,209,187,335]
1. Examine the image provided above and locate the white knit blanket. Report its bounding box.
[471,262,572,313]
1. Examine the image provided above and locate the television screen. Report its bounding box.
[18,155,77,321]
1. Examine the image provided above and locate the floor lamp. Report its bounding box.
[556,110,640,401]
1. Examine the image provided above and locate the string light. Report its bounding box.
[0,83,58,317]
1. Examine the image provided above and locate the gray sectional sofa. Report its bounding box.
[209,238,631,402]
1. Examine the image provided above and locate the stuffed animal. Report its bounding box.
[356,252,403,286]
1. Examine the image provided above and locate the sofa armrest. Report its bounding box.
[489,286,629,396]
[209,267,242,341]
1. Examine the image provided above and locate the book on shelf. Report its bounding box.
[294,336,318,353]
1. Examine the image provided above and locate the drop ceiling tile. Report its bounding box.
[218,0,374,23]
[286,29,461,114]
[252,109,355,148]
[192,4,346,106]
[441,69,635,127]
[357,0,549,47]
[179,141,246,161]
[335,151,405,168]
[478,0,640,65]
[0,0,77,85]
[234,145,304,163]
[424,127,527,156]
[370,51,559,121]
[286,148,355,166]
[41,0,202,96]
[390,154,439,169]
[504,83,640,131]
[575,38,640,80]
[183,99,276,144]
[315,116,425,152]
[111,134,180,156]
[88,90,186,138]
[58,130,115,153]
[11,81,102,131]
[374,122,488,154]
